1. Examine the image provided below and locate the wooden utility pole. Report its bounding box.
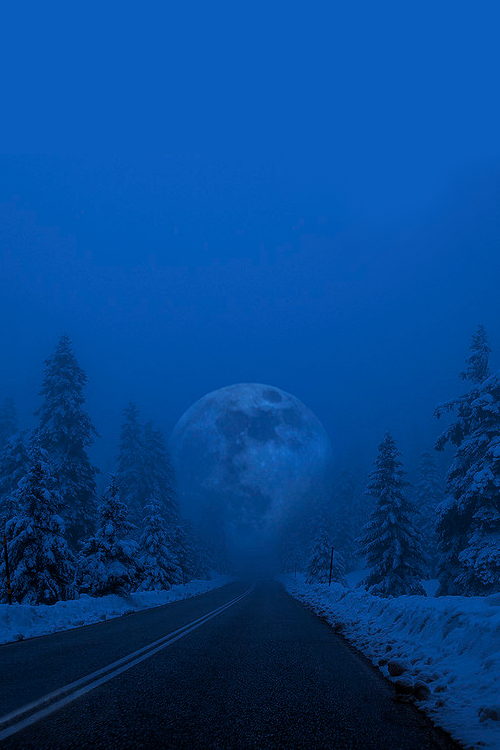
[328,547,334,587]
[3,534,12,605]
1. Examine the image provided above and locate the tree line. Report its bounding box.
[2,325,499,603]
[0,334,216,605]
[283,324,500,598]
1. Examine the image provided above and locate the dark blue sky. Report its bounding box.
[1,3,499,477]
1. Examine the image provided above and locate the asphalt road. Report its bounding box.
[0,580,459,749]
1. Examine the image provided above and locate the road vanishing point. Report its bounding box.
[0,580,459,749]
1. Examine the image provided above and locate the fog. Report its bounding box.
[2,159,500,477]
[1,157,499,568]
[2,6,500,565]
[2,10,500,747]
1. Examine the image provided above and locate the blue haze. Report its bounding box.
[1,3,500,492]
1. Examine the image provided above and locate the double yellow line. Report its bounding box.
[0,584,254,742]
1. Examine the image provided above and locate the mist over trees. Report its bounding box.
[115,402,145,526]
[306,505,346,585]
[2,322,500,604]
[0,398,18,450]
[332,470,360,572]
[281,324,500,600]
[0,430,28,536]
[435,325,494,596]
[139,496,182,591]
[359,433,425,597]
[445,371,500,595]
[414,451,442,578]
[7,444,75,605]
[142,420,179,520]
[0,334,220,605]
[77,475,139,597]
[34,333,99,546]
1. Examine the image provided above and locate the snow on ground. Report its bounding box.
[421,578,440,598]
[0,577,233,646]
[283,573,500,750]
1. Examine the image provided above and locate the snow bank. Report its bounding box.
[283,574,500,750]
[0,577,233,646]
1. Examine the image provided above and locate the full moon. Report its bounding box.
[169,383,334,543]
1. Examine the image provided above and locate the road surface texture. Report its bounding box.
[0,580,460,749]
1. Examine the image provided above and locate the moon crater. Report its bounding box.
[169,383,333,538]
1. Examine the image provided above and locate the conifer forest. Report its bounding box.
[2,29,500,741]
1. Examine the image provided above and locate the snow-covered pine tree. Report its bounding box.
[142,421,179,519]
[115,403,146,527]
[435,325,491,450]
[0,430,29,603]
[435,325,491,595]
[77,475,139,597]
[0,430,29,535]
[5,444,75,604]
[460,324,491,385]
[449,372,500,595]
[414,451,443,578]
[0,397,18,450]
[359,433,425,597]
[139,496,181,590]
[306,507,346,585]
[35,334,98,547]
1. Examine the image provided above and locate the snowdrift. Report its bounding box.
[283,575,500,750]
[0,577,232,646]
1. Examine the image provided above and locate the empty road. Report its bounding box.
[0,580,458,749]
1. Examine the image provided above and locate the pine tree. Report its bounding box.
[449,372,500,595]
[0,398,18,450]
[5,444,75,604]
[414,451,443,578]
[460,324,491,385]
[139,496,181,590]
[306,507,346,585]
[435,325,491,451]
[360,433,425,597]
[115,403,146,526]
[35,334,98,547]
[142,422,178,519]
[435,325,491,595]
[77,476,139,597]
[0,430,29,535]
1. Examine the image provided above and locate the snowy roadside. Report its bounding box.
[0,576,233,646]
[282,574,500,750]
